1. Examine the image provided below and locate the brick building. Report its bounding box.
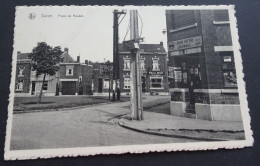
[14,48,93,96]
[59,48,93,95]
[166,10,241,121]
[92,61,113,94]
[118,43,168,95]
[15,52,31,96]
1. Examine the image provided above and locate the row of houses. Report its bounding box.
[15,48,93,96]
[15,43,169,96]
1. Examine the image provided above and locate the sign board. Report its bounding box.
[168,36,202,51]
[149,71,164,75]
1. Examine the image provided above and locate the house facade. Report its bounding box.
[92,61,113,95]
[58,48,93,95]
[118,42,168,95]
[166,10,241,121]
[15,52,32,96]
[14,48,93,96]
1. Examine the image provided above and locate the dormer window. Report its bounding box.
[66,65,74,76]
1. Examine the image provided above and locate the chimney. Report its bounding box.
[64,48,69,52]
[85,60,89,65]
[77,56,80,63]
[160,41,163,45]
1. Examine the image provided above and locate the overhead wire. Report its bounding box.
[123,18,130,42]
[137,11,143,38]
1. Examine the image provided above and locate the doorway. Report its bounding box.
[31,81,35,95]
[98,78,103,93]
[188,65,201,104]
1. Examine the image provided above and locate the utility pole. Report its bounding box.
[129,10,143,120]
[113,9,126,101]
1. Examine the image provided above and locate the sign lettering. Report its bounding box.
[168,36,202,51]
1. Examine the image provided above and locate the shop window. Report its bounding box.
[140,57,145,70]
[123,57,130,71]
[66,66,74,76]
[174,70,182,82]
[123,75,130,89]
[150,77,163,89]
[221,52,237,88]
[152,57,160,71]
[43,81,48,90]
[172,10,196,29]
[214,10,229,21]
[16,79,24,91]
[183,72,188,84]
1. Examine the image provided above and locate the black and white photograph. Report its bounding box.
[4,5,253,160]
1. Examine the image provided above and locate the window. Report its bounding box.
[66,66,74,76]
[214,10,229,21]
[43,81,48,90]
[172,10,196,29]
[103,79,110,89]
[174,70,182,82]
[152,57,160,71]
[150,77,163,89]
[140,57,145,70]
[16,79,24,91]
[18,66,25,77]
[123,57,130,70]
[123,75,130,89]
[79,76,82,82]
[221,52,237,88]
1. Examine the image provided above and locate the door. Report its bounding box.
[188,65,201,104]
[98,78,103,93]
[62,81,76,95]
[31,82,35,95]
[142,76,146,92]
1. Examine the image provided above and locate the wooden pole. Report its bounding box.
[130,10,143,120]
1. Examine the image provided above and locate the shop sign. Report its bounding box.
[149,71,164,75]
[168,36,202,51]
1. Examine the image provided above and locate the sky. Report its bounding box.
[14,6,168,62]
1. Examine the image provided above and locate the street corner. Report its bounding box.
[118,114,246,142]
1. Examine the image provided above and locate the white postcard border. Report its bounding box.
[4,5,254,160]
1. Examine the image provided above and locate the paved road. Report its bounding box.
[10,96,194,150]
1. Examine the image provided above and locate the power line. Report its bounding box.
[137,11,143,38]
[123,19,130,42]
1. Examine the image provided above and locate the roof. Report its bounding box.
[61,51,75,63]
[118,43,166,53]
[17,53,30,60]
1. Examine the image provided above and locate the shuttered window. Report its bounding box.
[172,10,196,29]
[214,10,229,21]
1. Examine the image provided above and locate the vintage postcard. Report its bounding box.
[5,5,253,160]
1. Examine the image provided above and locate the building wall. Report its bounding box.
[92,62,113,94]
[118,52,168,93]
[15,62,31,93]
[59,63,93,95]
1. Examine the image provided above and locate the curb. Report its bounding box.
[13,100,124,114]
[118,121,229,141]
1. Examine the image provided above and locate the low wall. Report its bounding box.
[170,101,188,117]
[195,103,242,121]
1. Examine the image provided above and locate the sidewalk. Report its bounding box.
[118,111,245,141]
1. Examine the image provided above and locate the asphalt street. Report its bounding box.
[10,96,195,150]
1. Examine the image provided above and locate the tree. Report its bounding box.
[29,42,63,103]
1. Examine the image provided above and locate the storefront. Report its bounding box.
[166,10,241,121]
